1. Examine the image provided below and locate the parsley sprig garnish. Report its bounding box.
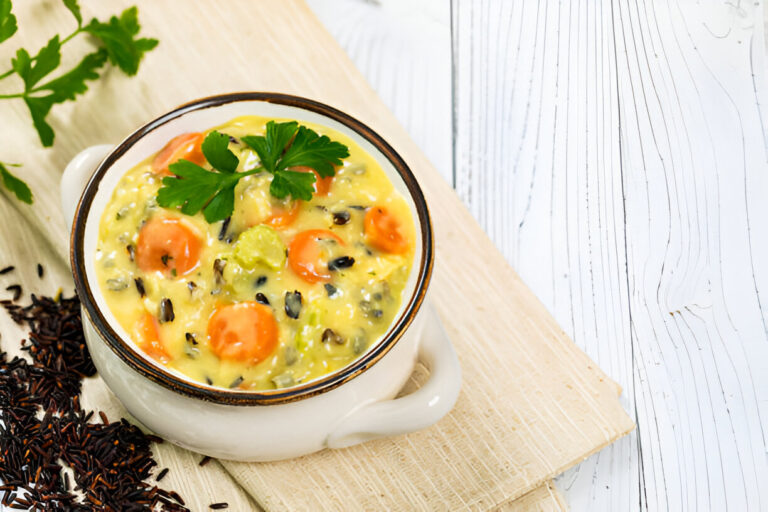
[157,121,350,223]
[0,0,157,204]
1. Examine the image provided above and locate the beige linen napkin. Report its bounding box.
[0,1,632,510]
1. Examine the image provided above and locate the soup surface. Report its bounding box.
[95,116,415,391]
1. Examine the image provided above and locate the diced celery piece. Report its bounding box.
[234,225,286,270]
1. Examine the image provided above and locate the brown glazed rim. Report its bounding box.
[71,92,434,406]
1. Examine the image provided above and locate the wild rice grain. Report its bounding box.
[156,467,169,482]
[218,217,231,241]
[159,298,175,323]
[0,265,14,274]
[210,503,229,509]
[36,264,43,278]
[199,455,212,467]
[135,277,147,297]
[5,284,21,301]
[0,289,193,511]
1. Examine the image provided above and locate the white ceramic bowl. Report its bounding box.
[62,93,461,462]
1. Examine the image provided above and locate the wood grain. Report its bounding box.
[449,0,768,510]
[0,0,633,510]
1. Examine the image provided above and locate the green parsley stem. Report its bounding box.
[0,93,24,99]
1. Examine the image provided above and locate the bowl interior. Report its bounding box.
[76,95,431,402]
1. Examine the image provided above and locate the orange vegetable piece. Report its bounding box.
[152,132,205,175]
[134,312,170,364]
[291,165,333,196]
[264,200,300,229]
[207,302,278,363]
[288,229,344,284]
[136,218,201,276]
[364,206,411,254]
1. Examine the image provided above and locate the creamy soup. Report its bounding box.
[95,116,415,391]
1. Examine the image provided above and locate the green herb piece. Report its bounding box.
[157,124,350,224]
[62,0,82,26]
[157,131,243,223]
[242,121,349,200]
[0,1,157,205]
[0,0,17,43]
[15,36,61,90]
[83,7,158,76]
[0,162,32,204]
[200,130,239,173]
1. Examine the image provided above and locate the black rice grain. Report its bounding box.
[0,265,14,274]
[328,256,355,271]
[199,456,212,467]
[218,217,231,241]
[160,298,175,323]
[210,503,229,510]
[36,263,44,278]
[284,291,302,319]
[0,290,192,511]
[135,277,146,297]
[156,467,169,482]
[213,259,226,285]
[5,284,21,301]
[332,211,350,225]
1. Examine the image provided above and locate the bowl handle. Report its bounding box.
[326,303,462,449]
[61,145,113,228]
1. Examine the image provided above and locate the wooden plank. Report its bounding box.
[306,4,571,509]
[452,0,768,510]
[307,0,453,183]
[0,0,632,509]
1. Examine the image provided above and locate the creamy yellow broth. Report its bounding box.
[95,116,415,391]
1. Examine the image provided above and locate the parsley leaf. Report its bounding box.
[201,130,238,173]
[0,3,156,204]
[62,0,82,26]
[157,131,243,223]
[84,7,158,76]
[23,95,55,147]
[158,159,242,223]
[242,121,349,178]
[37,49,107,102]
[279,125,349,177]
[270,170,316,201]
[0,0,17,43]
[0,163,32,204]
[242,121,298,173]
[23,35,61,90]
[157,123,351,223]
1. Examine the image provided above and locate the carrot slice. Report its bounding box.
[291,166,333,196]
[364,206,411,254]
[264,200,301,229]
[136,218,201,276]
[288,229,344,284]
[134,312,170,363]
[152,132,205,175]
[207,302,278,363]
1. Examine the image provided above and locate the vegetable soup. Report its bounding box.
[94,116,415,391]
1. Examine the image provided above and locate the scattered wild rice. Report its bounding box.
[0,289,191,511]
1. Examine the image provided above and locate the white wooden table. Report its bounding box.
[308,0,768,509]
